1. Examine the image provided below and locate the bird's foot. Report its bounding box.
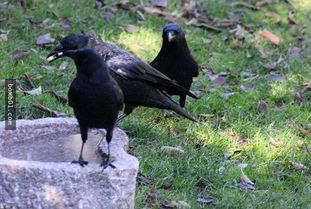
[72,157,88,167]
[100,158,116,170]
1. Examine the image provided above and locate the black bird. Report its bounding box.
[48,48,124,168]
[47,32,197,122]
[150,24,199,108]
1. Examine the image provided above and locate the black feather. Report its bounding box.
[47,32,196,122]
[150,24,199,107]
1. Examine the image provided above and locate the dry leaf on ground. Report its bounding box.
[11,50,30,60]
[24,86,42,95]
[238,182,255,190]
[36,33,55,46]
[121,24,137,33]
[259,30,280,45]
[290,161,309,170]
[256,0,275,7]
[161,146,184,154]
[257,100,267,114]
[151,0,168,8]
[231,2,259,10]
[197,195,214,204]
[269,138,282,147]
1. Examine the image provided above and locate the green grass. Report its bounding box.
[1,0,310,208]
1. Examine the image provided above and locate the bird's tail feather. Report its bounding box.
[161,97,197,122]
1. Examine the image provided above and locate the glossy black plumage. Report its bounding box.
[50,48,123,168]
[150,24,199,107]
[47,32,196,122]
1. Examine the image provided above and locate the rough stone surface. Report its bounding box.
[0,118,139,209]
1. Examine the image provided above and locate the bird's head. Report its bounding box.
[47,34,89,62]
[47,48,101,64]
[162,24,185,43]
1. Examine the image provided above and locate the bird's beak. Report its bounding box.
[167,31,176,42]
[46,51,64,63]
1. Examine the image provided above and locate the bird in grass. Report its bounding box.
[48,48,124,168]
[47,32,197,122]
[150,24,199,108]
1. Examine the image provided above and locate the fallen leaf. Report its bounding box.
[161,181,173,189]
[231,2,259,10]
[241,171,254,185]
[258,48,276,59]
[148,188,160,200]
[196,178,214,190]
[151,0,168,8]
[196,195,213,204]
[290,161,309,170]
[24,73,36,88]
[41,65,55,70]
[224,153,232,158]
[263,62,277,70]
[299,128,311,138]
[11,50,30,60]
[256,0,275,7]
[289,47,301,58]
[137,172,151,185]
[0,33,8,42]
[222,92,236,99]
[218,166,225,173]
[59,61,69,70]
[237,163,248,170]
[288,11,299,25]
[101,11,114,21]
[95,0,105,8]
[202,68,215,75]
[208,74,227,86]
[60,17,71,29]
[259,30,280,45]
[36,33,55,46]
[238,182,255,190]
[48,91,68,104]
[161,200,190,208]
[161,146,184,154]
[263,54,284,70]
[270,74,284,82]
[24,86,42,95]
[32,103,65,117]
[235,24,244,40]
[121,24,137,33]
[294,91,302,103]
[138,5,181,22]
[265,12,279,18]
[239,84,254,92]
[189,22,222,33]
[269,138,282,147]
[257,100,267,114]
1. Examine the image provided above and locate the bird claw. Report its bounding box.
[72,159,88,167]
[100,159,116,170]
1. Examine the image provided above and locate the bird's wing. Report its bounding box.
[85,33,197,99]
[106,55,197,98]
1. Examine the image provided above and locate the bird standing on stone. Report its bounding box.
[47,32,197,122]
[150,24,199,108]
[48,48,124,168]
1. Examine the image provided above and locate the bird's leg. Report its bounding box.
[116,113,129,123]
[72,127,88,167]
[100,129,116,169]
[116,104,134,123]
[179,95,186,108]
